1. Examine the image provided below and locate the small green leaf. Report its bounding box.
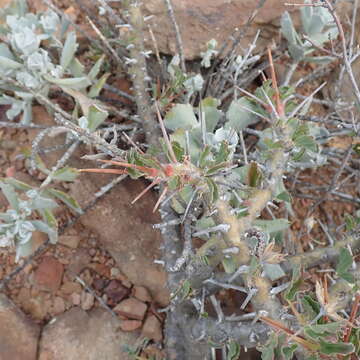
[87,105,108,132]
[319,340,355,355]
[31,194,58,210]
[222,256,238,274]
[88,73,110,98]
[40,208,57,229]
[45,188,83,214]
[292,148,306,161]
[226,97,260,131]
[60,31,78,70]
[344,214,360,232]
[31,220,57,244]
[302,295,321,319]
[0,55,22,70]
[171,141,184,162]
[0,182,19,210]
[254,219,290,233]
[336,248,353,278]
[68,57,85,77]
[205,178,219,203]
[304,322,343,340]
[200,97,222,132]
[285,265,302,301]
[259,332,278,360]
[168,176,180,190]
[165,103,198,131]
[227,341,240,360]
[247,161,261,187]
[3,177,33,191]
[44,75,91,90]
[263,263,286,281]
[294,135,317,152]
[177,280,192,302]
[214,141,230,164]
[88,55,105,80]
[15,241,33,262]
[303,56,336,64]
[52,167,79,182]
[281,11,298,45]
[281,344,298,360]
[199,145,212,168]
[206,161,228,176]
[340,272,355,283]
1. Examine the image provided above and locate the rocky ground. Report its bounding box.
[0,0,359,359]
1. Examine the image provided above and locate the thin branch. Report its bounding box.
[163,0,186,73]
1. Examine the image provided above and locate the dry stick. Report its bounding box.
[306,144,353,216]
[163,0,186,73]
[103,83,135,103]
[322,0,360,107]
[343,293,360,343]
[0,122,47,129]
[126,2,160,148]
[0,76,126,158]
[209,0,267,98]
[75,275,118,318]
[95,0,125,27]
[87,16,124,67]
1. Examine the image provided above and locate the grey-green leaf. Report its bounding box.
[336,248,353,279]
[254,219,290,233]
[226,97,260,131]
[44,76,91,90]
[88,55,105,80]
[200,97,222,133]
[165,103,198,131]
[87,105,108,132]
[0,182,19,211]
[31,219,57,244]
[281,11,298,45]
[0,55,22,70]
[263,263,285,281]
[319,340,354,355]
[52,167,79,182]
[60,31,78,70]
[45,188,83,214]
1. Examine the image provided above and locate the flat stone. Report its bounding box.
[0,293,40,360]
[80,291,95,311]
[132,286,152,303]
[39,307,138,360]
[104,279,131,304]
[60,281,82,296]
[114,298,147,321]
[58,235,81,249]
[34,256,64,292]
[119,320,142,332]
[141,0,289,60]
[52,297,66,315]
[67,248,91,278]
[71,293,81,306]
[142,315,163,342]
[70,175,169,306]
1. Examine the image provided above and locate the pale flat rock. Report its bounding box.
[142,0,357,60]
[142,0,288,60]
[39,307,138,360]
[114,298,147,320]
[0,294,40,360]
[70,174,169,306]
